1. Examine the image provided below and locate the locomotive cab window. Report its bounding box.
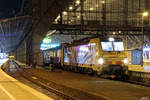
[101,41,124,52]
[113,41,124,51]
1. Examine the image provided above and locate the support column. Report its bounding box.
[15,40,27,63]
[31,0,70,67]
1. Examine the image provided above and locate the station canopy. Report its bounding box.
[46,0,150,50]
[0,0,32,53]
[0,16,32,53]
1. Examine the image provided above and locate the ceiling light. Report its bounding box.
[63,11,67,15]
[90,8,94,11]
[143,12,149,17]
[113,32,116,35]
[101,0,105,4]
[69,6,73,10]
[77,15,80,19]
[96,5,99,7]
[76,0,80,5]
[109,37,115,42]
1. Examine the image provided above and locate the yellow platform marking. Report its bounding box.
[0,69,53,100]
[128,65,144,72]
[128,64,150,72]
[0,84,16,100]
[32,76,38,80]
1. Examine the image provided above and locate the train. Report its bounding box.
[45,37,128,78]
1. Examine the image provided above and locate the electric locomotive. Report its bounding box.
[49,37,128,78]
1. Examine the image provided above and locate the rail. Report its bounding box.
[10,60,107,100]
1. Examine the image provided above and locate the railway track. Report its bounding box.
[9,60,78,100]
[9,60,106,100]
[12,60,150,88]
[4,60,150,100]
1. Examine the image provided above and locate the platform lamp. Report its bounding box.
[141,11,149,67]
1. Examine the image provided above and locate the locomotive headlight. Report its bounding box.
[98,58,104,65]
[123,58,128,64]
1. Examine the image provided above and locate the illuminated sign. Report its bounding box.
[40,43,60,50]
[42,37,52,43]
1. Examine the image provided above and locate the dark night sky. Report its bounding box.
[0,0,22,19]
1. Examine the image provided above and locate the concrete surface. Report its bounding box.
[0,59,53,100]
[24,68,150,100]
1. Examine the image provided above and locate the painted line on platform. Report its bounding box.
[0,68,53,100]
[0,84,16,100]
[32,76,38,80]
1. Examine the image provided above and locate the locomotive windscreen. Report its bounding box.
[101,42,113,51]
[113,42,124,51]
[101,41,124,51]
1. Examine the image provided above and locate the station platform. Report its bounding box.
[128,64,150,72]
[14,60,150,100]
[0,60,53,100]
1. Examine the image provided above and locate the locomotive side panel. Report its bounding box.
[63,43,99,66]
